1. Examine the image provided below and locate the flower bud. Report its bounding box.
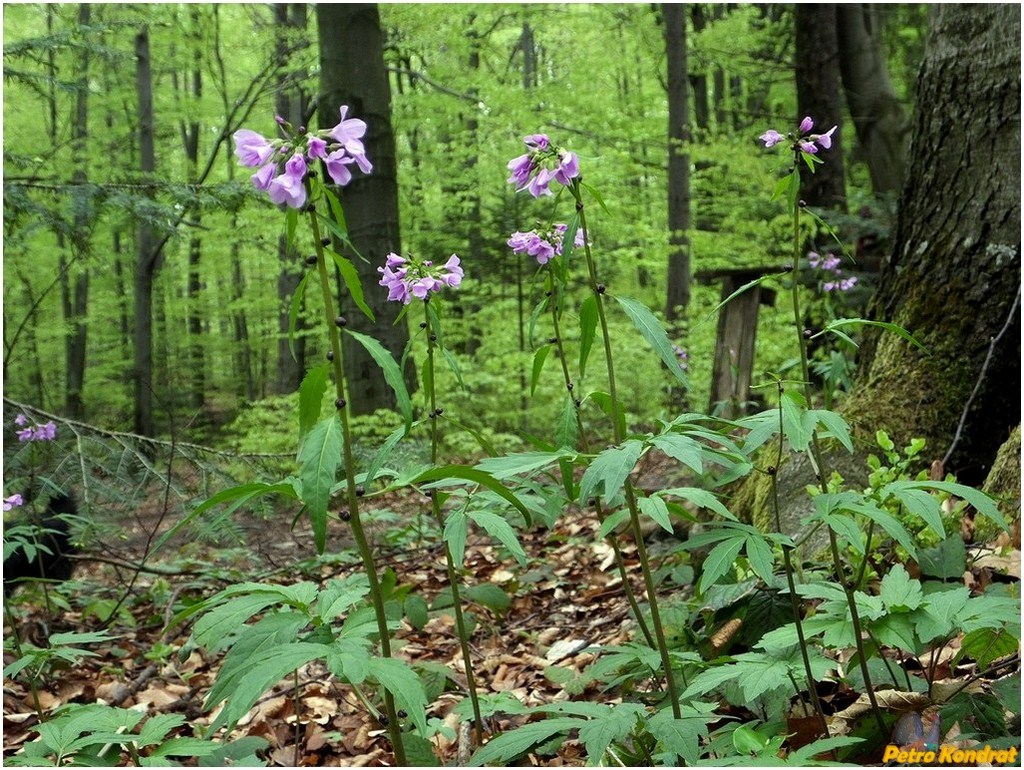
[596,283,606,294]
[549,337,558,344]
[340,509,351,521]
[429,334,437,342]
[335,397,346,409]
[326,351,334,361]
[305,255,318,265]
[335,316,348,327]
[356,485,365,497]
[321,237,332,246]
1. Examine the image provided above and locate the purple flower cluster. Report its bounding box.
[378,253,464,304]
[808,251,858,292]
[233,106,373,209]
[671,345,689,372]
[507,223,586,265]
[507,134,580,198]
[760,116,837,155]
[4,493,23,512]
[14,413,56,442]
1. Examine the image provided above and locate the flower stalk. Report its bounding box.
[422,299,484,745]
[572,183,683,718]
[308,213,407,765]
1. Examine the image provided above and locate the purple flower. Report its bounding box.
[14,414,28,426]
[507,134,580,198]
[4,494,23,512]
[761,117,837,153]
[812,126,837,150]
[672,345,689,371]
[307,135,327,160]
[329,106,368,155]
[15,416,57,441]
[324,150,355,186]
[251,163,275,192]
[33,421,57,441]
[378,252,463,303]
[17,426,34,442]
[233,129,276,167]
[509,223,586,265]
[267,153,308,209]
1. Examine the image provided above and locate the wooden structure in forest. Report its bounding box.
[696,265,789,418]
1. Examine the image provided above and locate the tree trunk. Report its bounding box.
[133,25,158,436]
[689,5,709,134]
[274,3,309,394]
[317,3,412,414]
[836,4,909,195]
[63,4,91,419]
[181,6,205,411]
[664,3,691,322]
[794,3,847,211]
[846,3,1021,485]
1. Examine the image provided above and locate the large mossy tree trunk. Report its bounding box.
[733,4,1020,537]
[844,3,1021,486]
[317,3,412,414]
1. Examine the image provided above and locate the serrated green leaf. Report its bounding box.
[404,595,429,631]
[958,627,1019,669]
[530,345,551,396]
[577,703,646,761]
[579,294,598,377]
[639,495,673,533]
[363,425,408,490]
[579,440,644,505]
[647,705,716,765]
[902,480,1007,530]
[469,718,582,766]
[298,415,343,553]
[781,390,815,452]
[444,511,469,566]
[585,390,626,440]
[441,346,465,389]
[209,642,330,732]
[555,394,578,450]
[345,330,411,429]
[918,535,967,579]
[597,507,630,539]
[560,213,581,262]
[879,564,923,612]
[468,510,527,565]
[699,536,745,594]
[661,487,737,520]
[299,364,330,439]
[325,249,374,322]
[612,295,688,387]
[321,187,348,237]
[475,451,569,480]
[649,433,702,474]
[847,501,918,559]
[366,657,429,735]
[744,534,776,583]
[811,409,854,453]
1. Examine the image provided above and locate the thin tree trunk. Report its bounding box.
[664,3,691,322]
[690,5,709,134]
[317,3,413,414]
[181,6,204,410]
[133,25,158,436]
[794,3,847,211]
[274,3,309,394]
[836,4,909,195]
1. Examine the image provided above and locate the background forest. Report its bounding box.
[3,3,925,436]
[2,3,1020,768]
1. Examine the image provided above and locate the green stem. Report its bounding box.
[308,212,406,766]
[787,186,885,737]
[574,186,683,717]
[547,277,656,650]
[771,383,829,737]
[424,300,484,745]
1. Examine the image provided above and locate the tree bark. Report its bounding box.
[794,3,846,211]
[63,4,90,419]
[317,3,412,414]
[689,5,709,134]
[133,25,157,436]
[274,3,309,394]
[846,3,1021,485]
[836,4,909,196]
[664,3,691,321]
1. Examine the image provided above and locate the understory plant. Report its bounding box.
[11,106,1017,767]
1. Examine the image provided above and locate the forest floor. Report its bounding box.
[3,467,1021,767]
